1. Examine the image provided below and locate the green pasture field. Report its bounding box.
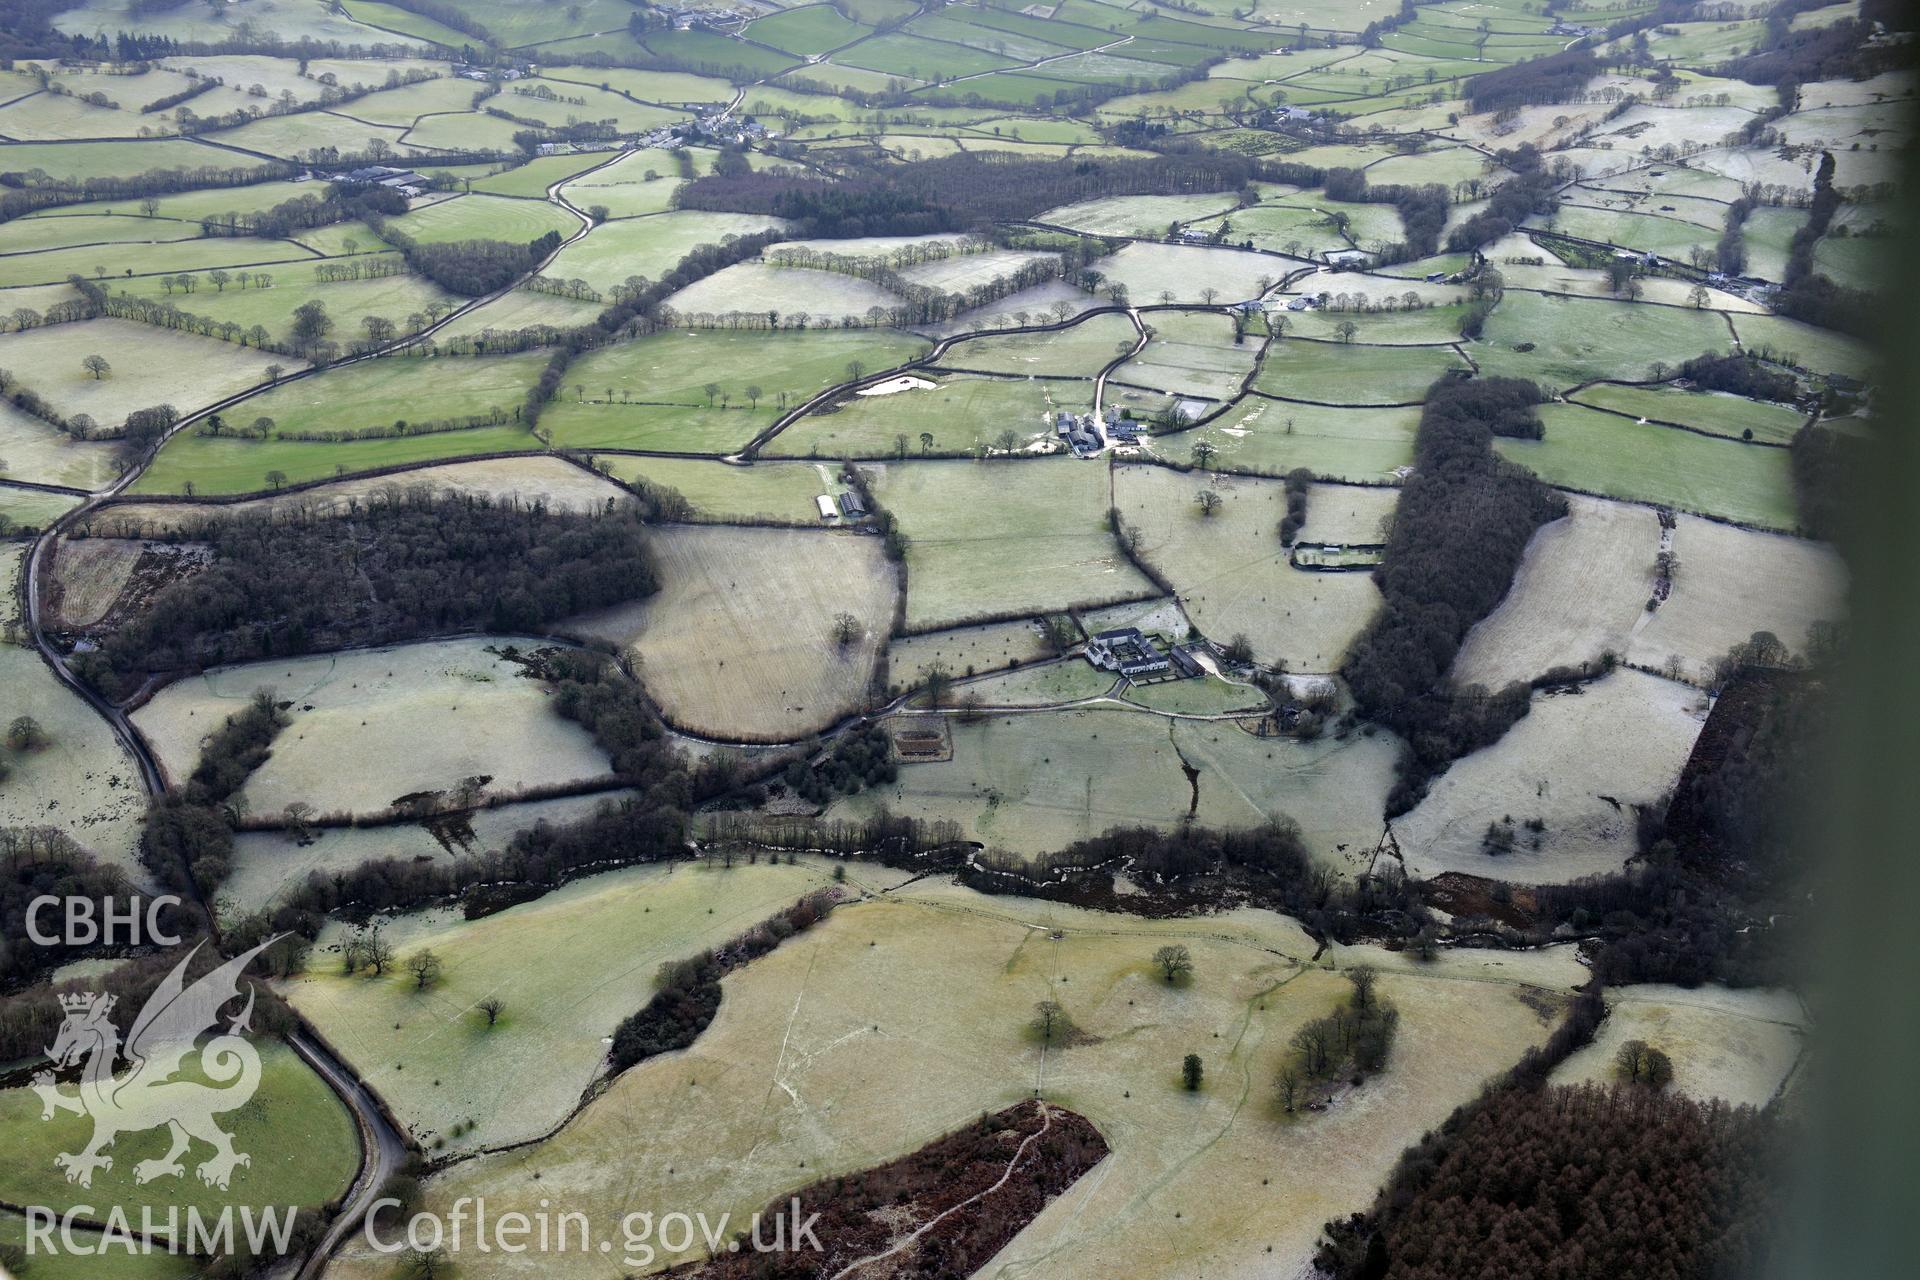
[1186,202,1351,258]
[749,5,869,54]
[951,658,1116,707]
[558,149,686,217]
[563,524,896,739]
[340,0,474,45]
[546,328,928,454]
[838,32,1022,79]
[0,1040,357,1223]
[1147,398,1420,481]
[1471,292,1737,390]
[0,212,208,255]
[0,1211,195,1280]
[1252,338,1465,405]
[382,884,1581,1279]
[495,82,686,135]
[545,68,738,105]
[872,457,1153,629]
[770,373,1085,460]
[0,317,286,425]
[938,311,1139,377]
[206,111,415,162]
[113,268,455,346]
[133,423,541,496]
[398,109,525,152]
[0,546,146,874]
[1123,310,1259,400]
[1039,191,1241,237]
[433,283,603,338]
[0,92,155,142]
[135,637,617,816]
[896,247,1062,295]
[1281,304,1468,345]
[1095,242,1285,305]
[0,137,260,183]
[1362,146,1495,189]
[333,74,479,126]
[1122,672,1269,715]
[888,619,1057,690]
[56,0,426,47]
[385,192,580,245]
[469,149,621,199]
[665,261,903,323]
[641,28,803,77]
[1811,233,1879,291]
[283,859,839,1155]
[910,13,1078,62]
[1534,204,1720,260]
[542,212,789,294]
[0,485,82,532]
[449,0,634,47]
[1397,670,1707,884]
[1495,403,1799,530]
[1113,464,1383,671]
[837,704,1397,860]
[183,349,546,440]
[16,179,312,225]
[1553,983,1805,1109]
[0,399,121,490]
[1730,311,1877,380]
[594,456,842,524]
[0,233,319,289]
[1571,382,1807,444]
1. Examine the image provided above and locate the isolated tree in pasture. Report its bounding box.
[1292,1017,1333,1077]
[1196,488,1222,518]
[995,428,1019,454]
[920,431,934,454]
[701,381,720,408]
[1335,319,1358,343]
[1032,1000,1065,1044]
[845,359,866,383]
[1200,287,1220,306]
[832,612,862,647]
[140,196,160,217]
[407,949,443,991]
[1190,439,1217,469]
[1616,1038,1650,1083]
[82,354,111,380]
[1183,1053,1203,1091]
[476,997,504,1028]
[265,470,288,490]
[1688,283,1712,309]
[924,662,953,709]
[6,715,46,751]
[1277,1065,1301,1113]
[265,364,285,383]
[1153,944,1193,983]
[1347,964,1378,1011]
[364,930,395,977]
[745,384,762,409]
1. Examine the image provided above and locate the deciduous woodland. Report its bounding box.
[0,0,1894,1275]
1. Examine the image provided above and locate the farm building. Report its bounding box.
[1087,627,1171,678]
[815,495,838,520]
[838,490,868,518]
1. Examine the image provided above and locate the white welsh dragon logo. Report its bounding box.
[32,938,279,1191]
